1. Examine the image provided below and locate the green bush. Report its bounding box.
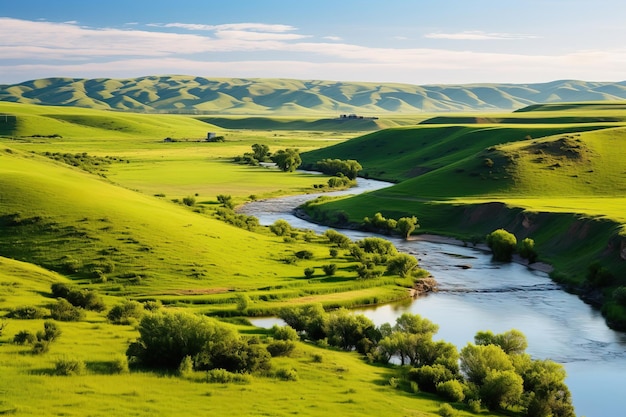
[322,264,337,276]
[436,380,465,402]
[486,229,517,262]
[8,305,48,319]
[271,325,299,341]
[49,299,85,322]
[614,287,626,306]
[295,250,313,260]
[54,357,86,376]
[13,330,37,345]
[107,300,144,324]
[518,237,538,263]
[266,340,296,357]
[437,403,457,417]
[304,267,315,278]
[275,368,298,381]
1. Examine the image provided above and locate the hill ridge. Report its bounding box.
[2,75,626,114]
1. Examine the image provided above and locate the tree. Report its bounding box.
[251,143,270,161]
[324,229,351,248]
[271,148,302,172]
[236,293,250,314]
[475,329,527,355]
[460,343,514,384]
[325,309,378,352]
[486,229,517,262]
[519,237,538,263]
[315,158,362,179]
[396,216,419,239]
[279,304,327,340]
[481,369,524,410]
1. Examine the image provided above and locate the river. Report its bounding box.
[239,175,626,417]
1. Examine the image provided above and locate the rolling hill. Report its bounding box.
[1,75,626,114]
[299,104,626,327]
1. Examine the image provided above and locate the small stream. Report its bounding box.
[240,175,626,417]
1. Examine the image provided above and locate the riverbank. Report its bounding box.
[410,233,555,274]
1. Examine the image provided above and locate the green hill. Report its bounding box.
[300,105,626,327]
[2,75,626,114]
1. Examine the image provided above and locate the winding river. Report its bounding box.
[240,176,626,417]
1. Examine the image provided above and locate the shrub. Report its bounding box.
[107,300,144,324]
[329,248,338,258]
[266,340,296,357]
[275,368,298,381]
[486,229,517,262]
[385,254,419,277]
[437,403,457,417]
[111,355,129,374]
[408,364,455,393]
[51,282,71,299]
[8,305,48,319]
[178,355,194,377]
[13,330,36,345]
[270,219,291,237]
[587,262,615,287]
[271,325,299,341]
[295,250,313,260]
[436,380,465,402]
[182,196,196,206]
[304,267,315,278]
[322,264,337,276]
[31,341,50,355]
[205,368,252,384]
[54,357,86,376]
[519,237,538,263]
[49,299,85,322]
[468,399,482,413]
[37,320,61,342]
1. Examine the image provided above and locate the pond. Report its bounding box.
[240,176,626,417]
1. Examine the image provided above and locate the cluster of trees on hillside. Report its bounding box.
[233,144,302,172]
[363,212,419,239]
[278,306,574,416]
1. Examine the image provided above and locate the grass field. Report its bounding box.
[1,100,624,416]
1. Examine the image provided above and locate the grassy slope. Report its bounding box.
[300,105,626,309]
[0,103,482,417]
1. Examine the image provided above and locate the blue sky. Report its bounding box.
[1,0,625,85]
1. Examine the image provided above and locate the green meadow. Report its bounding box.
[0,99,624,416]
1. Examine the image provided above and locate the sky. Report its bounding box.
[1,0,626,86]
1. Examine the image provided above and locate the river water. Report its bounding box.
[240,176,626,417]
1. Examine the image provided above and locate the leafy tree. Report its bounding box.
[480,369,524,410]
[519,237,538,263]
[486,229,517,262]
[325,308,378,352]
[251,143,270,161]
[195,336,271,373]
[460,343,514,384]
[396,216,419,239]
[394,313,439,335]
[182,195,196,206]
[357,237,398,257]
[515,357,575,417]
[271,325,299,341]
[278,304,327,340]
[314,158,362,179]
[408,364,456,393]
[271,148,301,172]
[475,329,527,355]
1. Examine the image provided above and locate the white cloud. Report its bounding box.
[0,17,624,85]
[425,31,539,40]
[153,22,297,33]
[323,36,342,41]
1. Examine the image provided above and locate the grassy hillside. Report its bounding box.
[300,105,626,327]
[3,75,626,114]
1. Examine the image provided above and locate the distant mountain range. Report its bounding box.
[1,75,625,114]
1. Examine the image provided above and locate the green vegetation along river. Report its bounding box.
[241,176,626,417]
